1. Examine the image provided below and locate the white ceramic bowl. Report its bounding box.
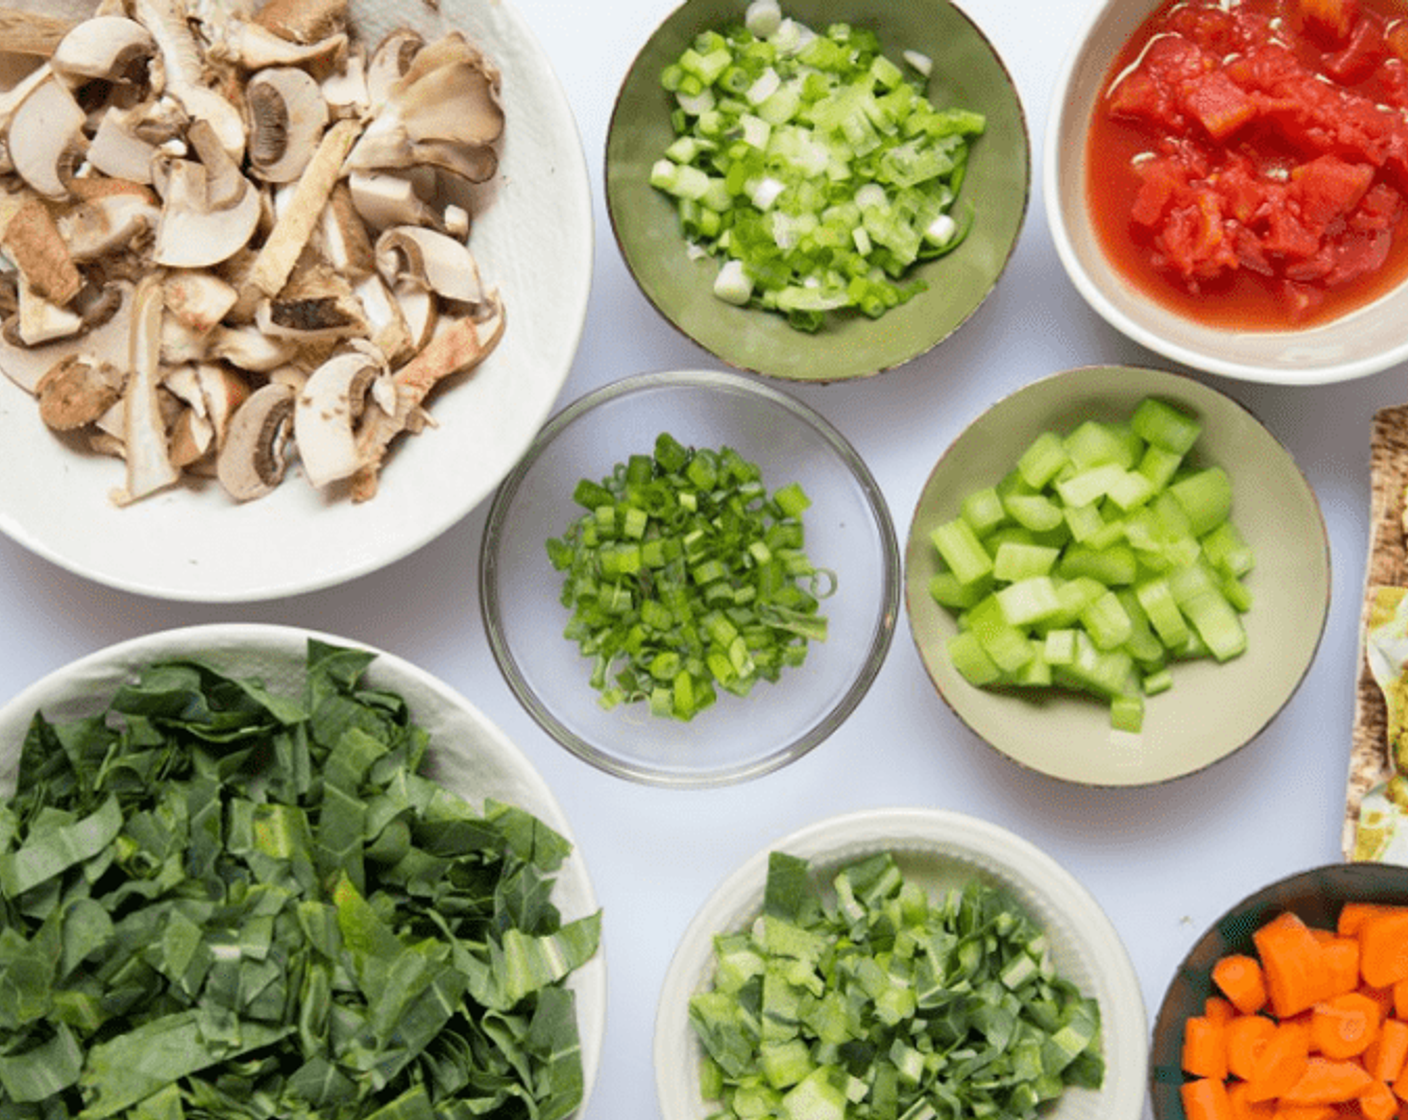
[654,807,1148,1120]
[0,0,592,601]
[1045,0,1408,384]
[0,623,606,1118]
[480,369,900,788]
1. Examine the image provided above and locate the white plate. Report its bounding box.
[654,807,1147,1120]
[0,0,592,602]
[0,622,607,1119]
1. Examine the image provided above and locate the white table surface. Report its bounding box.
[1,0,1405,1116]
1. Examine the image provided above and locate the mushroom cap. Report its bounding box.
[216,379,296,501]
[50,16,158,89]
[294,348,383,488]
[246,66,329,184]
[375,225,486,306]
[7,74,89,200]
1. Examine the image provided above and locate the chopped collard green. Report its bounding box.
[0,639,601,1120]
[689,851,1104,1120]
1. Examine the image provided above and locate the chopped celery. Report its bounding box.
[653,6,984,330]
[690,852,1104,1120]
[927,397,1253,729]
[547,433,833,720]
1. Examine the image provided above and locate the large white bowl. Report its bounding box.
[0,623,607,1119]
[1045,0,1408,384]
[654,807,1148,1120]
[0,0,592,601]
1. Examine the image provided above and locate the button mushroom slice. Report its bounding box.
[317,180,376,280]
[375,225,487,308]
[132,0,248,163]
[194,360,249,447]
[0,278,131,394]
[3,197,83,307]
[50,16,158,91]
[152,122,263,269]
[6,73,89,200]
[253,0,348,46]
[350,293,504,502]
[254,279,368,344]
[0,10,77,59]
[206,323,296,372]
[246,66,328,184]
[85,105,161,184]
[162,362,214,466]
[34,353,124,432]
[232,114,362,318]
[58,190,161,261]
[346,170,441,232]
[13,275,84,347]
[321,45,368,119]
[113,273,181,506]
[163,270,238,333]
[293,347,385,487]
[213,21,348,75]
[215,378,295,501]
[364,28,424,112]
[353,270,415,365]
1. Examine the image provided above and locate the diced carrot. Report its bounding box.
[1217,954,1272,1015]
[1248,1020,1315,1103]
[1207,995,1238,1024]
[1359,912,1408,989]
[1281,1057,1375,1105]
[1340,906,1408,940]
[1230,1080,1279,1120]
[1270,1106,1335,1120]
[1187,1014,1232,1079]
[1392,1052,1408,1102]
[1312,993,1384,1060]
[1228,1014,1281,1080]
[1361,1080,1400,1120]
[1185,1076,1237,1120]
[1393,980,1408,1021]
[1326,940,1365,999]
[1364,1019,1408,1084]
[1259,913,1336,1018]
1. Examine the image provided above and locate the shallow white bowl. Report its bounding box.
[0,0,592,601]
[0,622,606,1118]
[654,807,1148,1120]
[1045,0,1408,384]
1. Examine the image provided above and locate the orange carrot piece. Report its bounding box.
[1341,906,1408,939]
[1249,1020,1315,1103]
[1208,996,1238,1024]
[1187,1014,1231,1079]
[1365,1018,1408,1083]
[1361,1080,1400,1120]
[1259,912,1336,1018]
[1228,1014,1280,1080]
[1217,954,1272,1015]
[1393,979,1408,1021]
[1392,1053,1408,1102]
[1312,993,1384,1060]
[1281,1057,1376,1105]
[1229,1081,1278,1120]
[1360,912,1408,989]
[1269,1106,1335,1120]
[1325,939,1365,999]
[1185,1077,1237,1120]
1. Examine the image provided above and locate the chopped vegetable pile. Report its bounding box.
[0,640,600,1120]
[1179,903,1408,1120]
[930,396,1254,732]
[650,0,985,331]
[690,850,1104,1120]
[547,432,832,721]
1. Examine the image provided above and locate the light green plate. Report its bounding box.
[903,366,1332,786]
[604,0,1029,382]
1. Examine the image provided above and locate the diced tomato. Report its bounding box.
[1323,15,1386,83]
[1292,155,1374,226]
[1180,71,1258,140]
[1132,157,1190,226]
[1298,0,1362,46]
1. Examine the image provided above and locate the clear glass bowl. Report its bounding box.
[479,369,900,787]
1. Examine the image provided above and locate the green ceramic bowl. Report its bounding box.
[903,365,1331,786]
[604,0,1029,382]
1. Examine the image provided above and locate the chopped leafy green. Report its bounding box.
[0,639,600,1120]
[690,851,1104,1120]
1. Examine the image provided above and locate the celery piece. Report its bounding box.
[1134,576,1191,649]
[947,629,1002,686]
[1063,502,1106,543]
[1057,543,1137,586]
[1002,493,1065,533]
[995,575,1062,627]
[1017,431,1070,489]
[992,542,1060,582]
[930,518,993,585]
[966,595,1035,673]
[961,485,1008,536]
[1063,420,1138,469]
[1201,520,1254,578]
[1142,667,1174,695]
[1169,466,1232,536]
[1110,692,1144,733]
[1053,462,1127,509]
[1106,468,1155,512]
[1115,588,1166,666]
[1132,396,1202,454]
[1136,443,1184,489]
[1079,589,1133,651]
[928,570,990,610]
[1181,589,1247,662]
[1044,628,1077,666]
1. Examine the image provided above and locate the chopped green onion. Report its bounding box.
[547,433,835,721]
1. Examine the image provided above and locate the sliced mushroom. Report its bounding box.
[58,190,160,261]
[195,361,250,447]
[86,104,160,183]
[253,0,348,45]
[34,353,124,431]
[207,323,296,371]
[364,28,423,111]
[164,270,238,333]
[0,10,77,59]
[3,197,83,306]
[50,17,157,91]
[375,225,486,307]
[294,347,384,487]
[317,180,376,278]
[347,170,440,231]
[7,74,88,199]
[0,279,131,394]
[13,275,84,346]
[216,379,295,501]
[320,45,368,118]
[215,20,348,75]
[255,275,367,342]
[113,273,180,505]
[246,66,328,184]
[152,120,262,268]
[350,294,505,501]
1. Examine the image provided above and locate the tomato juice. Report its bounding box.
[1087,0,1408,329]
